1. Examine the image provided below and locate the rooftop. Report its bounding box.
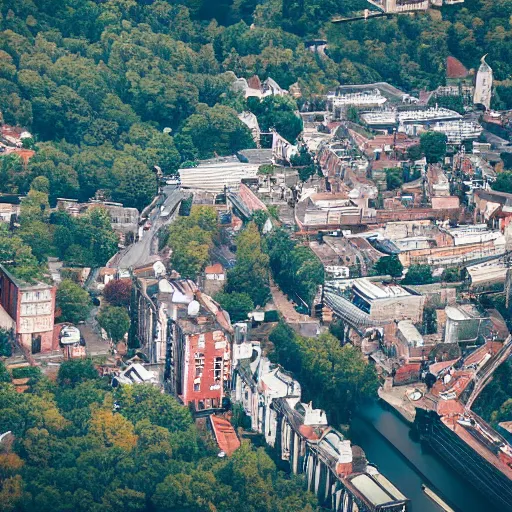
[353,278,412,301]
[210,415,240,456]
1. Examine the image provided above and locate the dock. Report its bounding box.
[422,485,456,512]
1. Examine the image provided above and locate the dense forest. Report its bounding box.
[0,360,320,512]
[2,0,512,212]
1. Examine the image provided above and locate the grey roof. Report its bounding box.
[324,291,385,328]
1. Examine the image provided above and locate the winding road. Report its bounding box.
[110,185,183,270]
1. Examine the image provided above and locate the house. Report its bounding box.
[56,199,139,241]
[205,264,225,282]
[0,264,56,355]
[0,195,20,224]
[135,276,233,412]
[112,363,158,386]
[396,320,425,363]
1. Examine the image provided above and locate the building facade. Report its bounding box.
[0,264,56,354]
[135,276,232,411]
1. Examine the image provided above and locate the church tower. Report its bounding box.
[473,55,493,110]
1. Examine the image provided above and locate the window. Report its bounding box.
[214,357,223,381]
[194,352,204,378]
[194,383,200,392]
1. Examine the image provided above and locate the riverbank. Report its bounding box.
[377,379,427,424]
[352,400,492,512]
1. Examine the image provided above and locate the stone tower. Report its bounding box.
[473,55,493,110]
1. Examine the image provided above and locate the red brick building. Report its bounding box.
[0,264,56,354]
[170,290,232,411]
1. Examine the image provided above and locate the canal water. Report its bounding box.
[351,401,492,512]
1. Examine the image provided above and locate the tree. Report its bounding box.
[373,256,404,278]
[0,329,13,358]
[226,223,270,306]
[88,409,138,451]
[56,280,92,324]
[269,326,378,424]
[215,292,254,322]
[98,306,130,342]
[111,156,156,211]
[102,488,146,512]
[402,264,434,285]
[30,176,50,194]
[57,360,99,388]
[0,360,10,382]
[420,132,447,164]
[166,208,218,279]
[441,267,462,282]
[252,209,269,232]
[103,279,132,307]
[248,95,303,143]
[385,167,403,191]
[19,221,53,262]
[181,104,255,159]
[407,144,423,161]
[0,225,45,283]
[492,172,512,193]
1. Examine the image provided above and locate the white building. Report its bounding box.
[179,160,260,193]
[361,107,461,127]
[474,55,493,110]
[327,89,387,110]
[431,120,483,145]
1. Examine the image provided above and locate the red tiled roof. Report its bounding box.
[446,56,469,79]
[210,415,240,456]
[205,263,224,275]
[247,75,261,90]
[437,399,465,417]
[428,359,459,376]
[396,363,421,375]
[238,183,267,213]
[299,424,321,440]
[464,341,502,366]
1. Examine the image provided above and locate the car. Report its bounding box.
[143,221,151,230]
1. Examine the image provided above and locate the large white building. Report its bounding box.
[327,89,387,110]
[431,120,483,145]
[361,107,461,127]
[179,160,260,193]
[473,55,493,110]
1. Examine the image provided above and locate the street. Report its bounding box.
[112,186,183,269]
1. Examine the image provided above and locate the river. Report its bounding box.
[350,401,492,512]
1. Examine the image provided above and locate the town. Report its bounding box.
[1,1,512,512]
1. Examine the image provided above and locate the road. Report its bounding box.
[270,278,312,323]
[466,335,512,409]
[112,186,183,270]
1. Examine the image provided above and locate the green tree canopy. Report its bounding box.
[181,104,255,159]
[215,291,254,322]
[56,279,92,324]
[420,132,447,164]
[98,305,130,342]
[373,256,404,278]
[401,264,434,285]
